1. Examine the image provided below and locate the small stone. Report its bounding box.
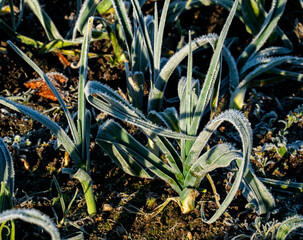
[187,231,193,240]
[102,203,113,212]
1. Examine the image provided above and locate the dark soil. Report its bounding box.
[0,1,303,239]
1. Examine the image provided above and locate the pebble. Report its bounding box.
[102,203,113,212]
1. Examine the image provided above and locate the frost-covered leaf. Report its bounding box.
[25,0,63,41]
[0,209,60,240]
[85,81,195,140]
[276,215,303,240]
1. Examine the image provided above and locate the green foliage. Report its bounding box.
[161,0,303,111]
[166,0,289,42]
[0,138,63,240]
[0,138,14,212]
[110,0,171,110]
[226,0,303,109]
[232,215,303,240]
[86,0,274,223]
[276,215,303,240]
[260,178,303,194]
[254,105,303,163]
[279,105,303,137]
[0,209,60,240]
[52,176,79,226]
[0,17,97,216]
[1,0,301,233]
[0,0,24,30]
[0,0,120,56]
[0,133,72,239]
[110,0,227,114]
[0,138,15,239]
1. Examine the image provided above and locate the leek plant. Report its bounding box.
[165,0,291,42]
[109,0,223,112]
[110,0,221,112]
[0,18,97,216]
[146,0,303,110]
[126,0,292,43]
[0,0,123,58]
[85,0,274,223]
[232,215,303,240]
[110,0,172,110]
[0,138,14,213]
[0,137,15,238]
[227,0,303,109]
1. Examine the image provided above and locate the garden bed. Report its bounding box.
[0,0,303,239]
